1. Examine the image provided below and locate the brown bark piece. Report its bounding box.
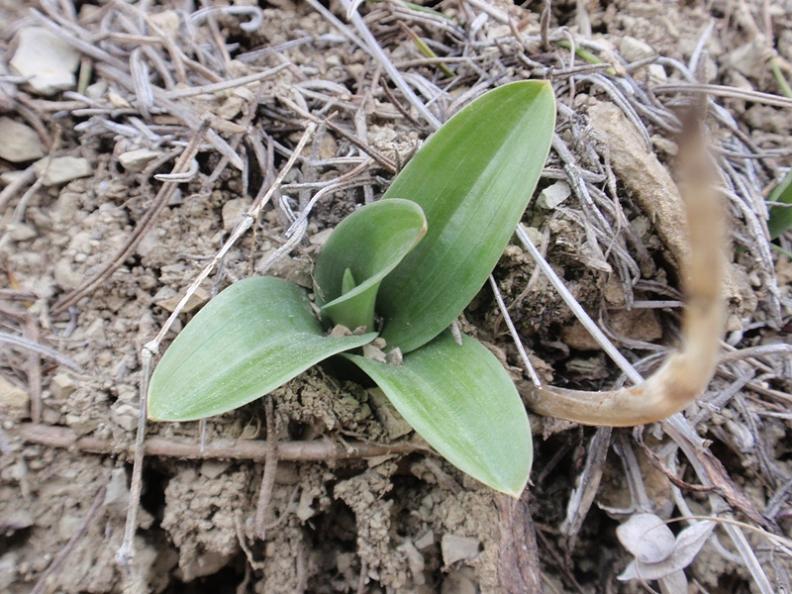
[497,492,543,594]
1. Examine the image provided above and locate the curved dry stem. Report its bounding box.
[525,122,726,427]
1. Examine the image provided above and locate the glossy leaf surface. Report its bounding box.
[313,199,427,331]
[149,277,376,421]
[344,332,532,496]
[768,169,792,239]
[378,81,556,352]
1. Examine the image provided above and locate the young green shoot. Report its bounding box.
[150,81,555,496]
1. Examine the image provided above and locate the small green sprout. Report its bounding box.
[149,81,556,496]
[767,169,792,241]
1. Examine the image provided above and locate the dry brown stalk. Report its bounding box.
[254,399,279,540]
[525,119,726,426]
[497,491,544,593]
[17,423,421,462]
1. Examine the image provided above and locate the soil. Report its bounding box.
[1,1,791,593]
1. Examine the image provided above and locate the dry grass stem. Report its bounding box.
[524,123,726,426]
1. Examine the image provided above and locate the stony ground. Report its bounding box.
[1,1,791,593]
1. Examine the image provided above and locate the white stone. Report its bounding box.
[521,226,543,247]
[54,258,82,290]
[51,373,76,399]
[104,467,130,515]
[414,530,435,550]
[10,27,80,95]
[3,509,33,531]
[0,552,17,590]
[309,228,333,246]
[85,80,107,99]
[199,461,230,479]
[619,36,654,62]
[7,223,36,242]
[0,117,45,162]
[538,180,571,209]
[111,403,139,432]
[441,534,480,566]
[0,376,29,420]
[221,197,250,231]
[728,41,766,77]
[34,156,92,186]
[118,148,161,172]
[648,64,667,85]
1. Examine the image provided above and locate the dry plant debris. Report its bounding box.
[0,1,790,593]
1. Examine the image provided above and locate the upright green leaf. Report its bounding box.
[377,81,556,353]
[344,332,533,496]
[149,277,376,421]
[768,169,792,239]
[313,199,427,331]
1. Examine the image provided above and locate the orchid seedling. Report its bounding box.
[148,82,726,496]
[149,81,554,495]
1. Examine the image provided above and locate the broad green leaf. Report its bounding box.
[149,277,376,421]
[378,81,556,353]
[768,169,792,239]
[344,332,533,496]
[313,199,427,331]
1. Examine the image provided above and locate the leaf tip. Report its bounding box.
[501,484,526,499]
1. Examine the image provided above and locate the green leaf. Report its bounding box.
[768,169,792,240]
[149,277,376,421]
[377,80,556,353]
[341,268,357,294]
[313,199,427,331]
[344,332,533,496]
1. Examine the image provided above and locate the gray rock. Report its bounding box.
[7,223,36,242]
[111,402,139,432]
[119,148,161,172]
[199,461,230,479]
[104,467,130,515]
[538,180,571,209]
[441,534,480,566]
[10,27,80,95]
[648,63,667,84]
[619,36,654,62]
[0,376,29,421]
[0,117,45,162]
[0,552,17,590]
[50,372,76,399]
[221,197,250,231]
[54,258,83,290]
[414,530,435,550]
[34,156,92,186]
[1,509,33,532]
